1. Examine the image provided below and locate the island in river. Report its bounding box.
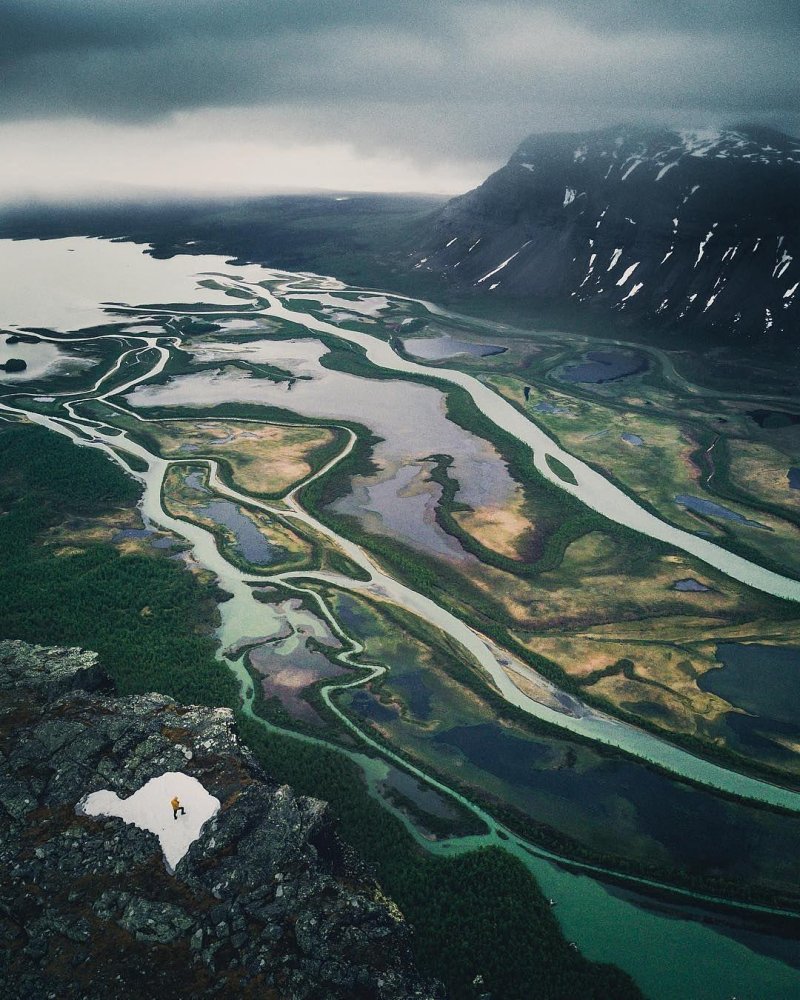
[1,233,799,1000]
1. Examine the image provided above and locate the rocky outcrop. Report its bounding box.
[415,125,800,354]
[0,640,442,1000]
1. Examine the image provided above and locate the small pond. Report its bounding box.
[673,578,710,592]
[532,401,571,415]
[747,410,800,429]
[789,467,800,490]
[557,350,648,384]
[675,494,767,529]
[349,690,399,722]
[197,499,288,565]
[185,471,211,494]
[403,335,506,360]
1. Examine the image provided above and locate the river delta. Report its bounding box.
[2,236,800,999]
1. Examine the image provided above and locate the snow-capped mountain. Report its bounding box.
[415,126,799,350]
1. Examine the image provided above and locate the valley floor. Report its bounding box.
[2,234,800,998]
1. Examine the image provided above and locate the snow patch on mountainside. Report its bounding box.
[616,262,640,286]
[476,242,531,284]
[423,124,799,348]
[656,162,678,181]
[620,282,644,302]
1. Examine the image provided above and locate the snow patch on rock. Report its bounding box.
[476,241,531,284]
[695,230,715,267]
[620,282,644,302]
[620,158,643,181]
[78,771,220,874]
[655,162,678,181]
[616,262,640,286]
[774,251,792,279]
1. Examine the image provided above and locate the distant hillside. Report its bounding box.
[3,128,798,357]
[412,125,800,353]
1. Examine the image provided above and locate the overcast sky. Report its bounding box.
[2,0,798,201]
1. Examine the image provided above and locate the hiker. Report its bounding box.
[171,795,186,820]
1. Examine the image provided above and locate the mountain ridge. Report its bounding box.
[413,124,799,352]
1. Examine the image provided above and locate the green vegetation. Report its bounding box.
[58,326,800,786]
[305,585,800,910]
[0,417,645,996]
[327,547,372,582]
[0,423,236,707]
[4,218,800,994]
[238,718,643,1000]
[700,434,800,534]
[320,338,667,574]
[545,453,579,485]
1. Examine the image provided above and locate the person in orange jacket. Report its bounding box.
[171,795,186,820]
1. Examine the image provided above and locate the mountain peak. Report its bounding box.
[411,124,799,353]
[510,124,800,179]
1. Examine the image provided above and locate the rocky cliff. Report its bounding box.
[0,640,443,1000]
[415,125,800,354]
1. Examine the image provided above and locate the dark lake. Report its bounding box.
[403,335,507,360]
[722,713,800,762]
[334,593,378,638]
[390,669,432,720]
[431,723,779,868]
[433,723,556,783]
[673,578,710,592]
[198,499,287,565]
[675,494,767,529]
[558,350,648,384]
[349,689,399,722]
[383,765,461,820]
[698,643,800,728]
[789,467,800,490]
[747,409,800,429]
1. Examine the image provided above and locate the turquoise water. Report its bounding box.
[2,236,800,998]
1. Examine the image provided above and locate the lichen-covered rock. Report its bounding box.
[0,640,443,1000]
[0,639,109,699]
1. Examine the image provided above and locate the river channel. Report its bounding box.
[2,236,799,998]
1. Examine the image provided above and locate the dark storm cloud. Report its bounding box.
[1,1,450,118]
[1,1,798,168]
[537,0,800,35]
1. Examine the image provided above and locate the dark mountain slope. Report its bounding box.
[0,640,443,1000]
[414,125,800,353]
